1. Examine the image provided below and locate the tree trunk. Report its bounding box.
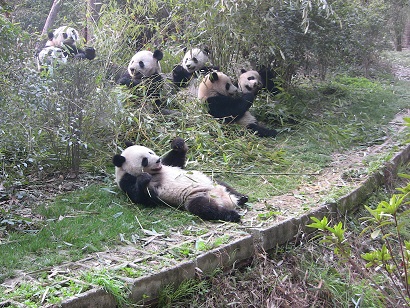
[41,0,62,36]
[85,0,102,43]
[36,0,62,51]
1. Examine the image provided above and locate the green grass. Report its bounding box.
[0,184,197,281]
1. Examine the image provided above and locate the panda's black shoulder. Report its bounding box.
[117,72,140,88]
[172,65,192,87]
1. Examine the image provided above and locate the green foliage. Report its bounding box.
[0,16,28,62]
[158,278,210,307]
[308,175,410,305]
[81,269,130,307]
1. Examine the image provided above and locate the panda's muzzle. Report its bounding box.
[150,158,163,172]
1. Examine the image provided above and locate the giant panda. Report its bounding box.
[112,137,247,222]
[238,69,262,95]
[172,46,217,87]
[117,49,166,111]
[197,71,278,137]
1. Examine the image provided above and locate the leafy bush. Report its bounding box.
[308,175,410,306]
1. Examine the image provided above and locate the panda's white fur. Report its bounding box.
[181,47,209,73]
[36,46,68,72]
[127,50,162,79]
[238,69,262,94]
[113,138,245,222]
[198,71,277,137]
[45,26,80,48]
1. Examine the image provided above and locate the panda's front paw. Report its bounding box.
[137,172,152,186]
[170,137,188,153]
[225,210,241,223]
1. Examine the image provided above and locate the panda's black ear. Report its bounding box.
[48,31,54,40]
[240,68,247,74]
[113,154,126,167]
[182,47,187,53]
[124,141,134,148]
[153,50,163,61]
[209,72,219,83]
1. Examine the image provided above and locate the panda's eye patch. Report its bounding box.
[141,157,148,167]
[225,83,230,91]
[139,61,145,68]
[248,76,255,81]
[192,57,198,63]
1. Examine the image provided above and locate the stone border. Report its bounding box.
[57,143,410,307]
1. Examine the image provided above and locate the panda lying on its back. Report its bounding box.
[113,137,248,222]
[198,71,278,137]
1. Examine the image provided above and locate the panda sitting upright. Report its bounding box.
[172,46,218,88]
[112,137,247,222]
[238,69,262,96]
[198,71,278,137]
[117,49,167,111]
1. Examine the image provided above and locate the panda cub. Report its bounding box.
[172,47,217,87]
[117,49,165,111]
[198,71,278,137]
[113,137,247,222]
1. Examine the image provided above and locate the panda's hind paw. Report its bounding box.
[238,195,249,206]
[170,137,188,153]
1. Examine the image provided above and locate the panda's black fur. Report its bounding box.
[113,137,247,222]
[258,66,280,95]
[198,71,278,138]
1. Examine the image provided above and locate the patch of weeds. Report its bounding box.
[257,210,281,221]
[195,235,230,252]
[172,242,194,258]
[158,278,211,307]
[118,266,145,278]
[81,269,130,307]
[321,186,354,204]
[341,168,368,182]
[0,278,90,307]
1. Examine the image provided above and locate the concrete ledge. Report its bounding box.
[128,260,196,305]
[195,235,254,274]
[59,288,116,308]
